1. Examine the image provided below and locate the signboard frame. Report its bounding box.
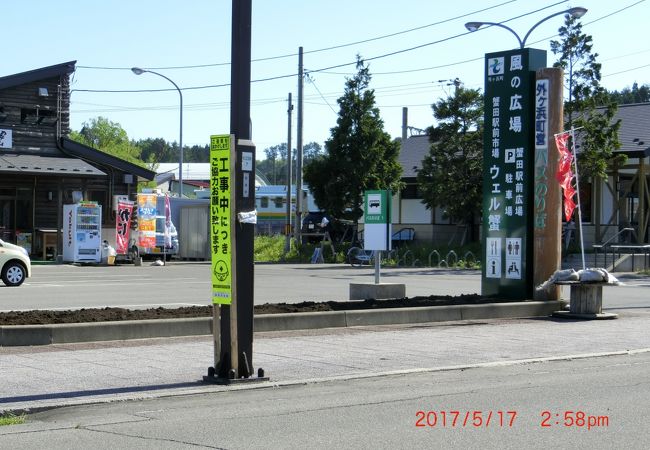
[210,134,236,305]
[481,48,547,299]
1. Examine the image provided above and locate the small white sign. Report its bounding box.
[486,257,501,278]
[505,238,522,258]
[486,237,501,257]
[487,57,504,76]
[505,259,522,279]
[242,152,253,172]
[505,237,522,279]
[0,129,12,148]
[367,194,382,214]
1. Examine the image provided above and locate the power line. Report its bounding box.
[72,1,647,99]
[76,0,518,71]
[603,62,650,78]
[304,73,337,115]
[72,1,566,94]
[306,0,648,78]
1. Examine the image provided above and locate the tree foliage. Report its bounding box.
[70,116,144,166]
[608,82,650,105]
[303,57,402,223]
[551,14,623,180]
[256,141,323,185]
[416,87,483,225]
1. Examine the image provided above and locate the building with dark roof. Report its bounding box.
[392,102,650,246]
[0,61,155,259]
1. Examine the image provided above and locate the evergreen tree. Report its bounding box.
[608,82,650,105]
[303,56,402,223]
[417,87,483,233]
[551,13,623,181]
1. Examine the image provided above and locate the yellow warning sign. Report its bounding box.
[210,134,234,304]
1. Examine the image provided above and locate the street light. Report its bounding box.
[131,67,184,197]
[465,7,587,49]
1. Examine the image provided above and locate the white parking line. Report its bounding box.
[23,279,205,288]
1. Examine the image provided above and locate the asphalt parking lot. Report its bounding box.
[0,262,483,311]
[1,262,648,312]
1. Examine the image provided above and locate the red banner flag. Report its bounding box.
[115,200,134,254]
[555,131,573,184]
[555,131,576,221]
[563,195,576,222]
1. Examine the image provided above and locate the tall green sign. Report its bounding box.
[481,48,546,299]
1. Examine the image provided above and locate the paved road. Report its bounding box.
[1,262,648,311]
[3,351,649,449]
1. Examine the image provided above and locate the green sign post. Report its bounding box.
[363,190,391,251]
[481,48,546,299]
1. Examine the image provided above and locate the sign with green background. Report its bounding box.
[481,48,546,299]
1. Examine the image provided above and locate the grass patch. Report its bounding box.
[0,413,26,426]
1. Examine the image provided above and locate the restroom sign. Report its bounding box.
[505,237,522,279]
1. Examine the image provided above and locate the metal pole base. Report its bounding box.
[203,367,269,385]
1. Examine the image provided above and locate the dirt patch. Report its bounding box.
[0,295,522,326]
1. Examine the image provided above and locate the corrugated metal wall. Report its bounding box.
[179,204,210,260]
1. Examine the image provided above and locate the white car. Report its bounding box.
[0,239,31,286]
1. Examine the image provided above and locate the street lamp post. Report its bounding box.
[465,7,587,48]
[131,67,184,197]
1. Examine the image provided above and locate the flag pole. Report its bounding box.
[569,128,586,271]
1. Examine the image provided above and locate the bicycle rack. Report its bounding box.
[463,251,477,267]
[400,250,413,267]
[445,250,458,266]
[428,250,441,267]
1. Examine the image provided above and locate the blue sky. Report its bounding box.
[4,0,649,155]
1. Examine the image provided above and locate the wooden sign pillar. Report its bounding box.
[533,67,564,300]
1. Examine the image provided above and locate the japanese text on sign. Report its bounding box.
[534,79,550,229]
[210,134,233,304]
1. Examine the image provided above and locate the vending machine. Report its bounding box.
[63,202,102,263]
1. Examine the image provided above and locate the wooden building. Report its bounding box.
[0,61,155,259]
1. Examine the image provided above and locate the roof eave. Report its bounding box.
[0,61,77,90]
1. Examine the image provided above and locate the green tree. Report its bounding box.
[416,87,483,235]
[185,144,210,163]
[136,137,173,163]
[303,57,402,223]
[551,13,623,181]
[302,141,323,165]
[70,116,144,166]
[608,82,650,105]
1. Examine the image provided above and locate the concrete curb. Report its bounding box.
[0,301,566,347]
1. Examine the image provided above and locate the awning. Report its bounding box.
[0,153,105,176]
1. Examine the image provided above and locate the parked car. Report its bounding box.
[0,238,31,286]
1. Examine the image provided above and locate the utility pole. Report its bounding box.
[215,0,258,381]
[295,46,304,243]
[284,93,293,254]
